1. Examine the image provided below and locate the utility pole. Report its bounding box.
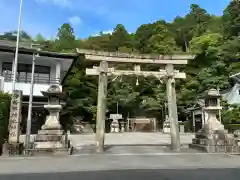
[12,0,23,92]
[95,61,108,152]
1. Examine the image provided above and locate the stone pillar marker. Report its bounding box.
[8,90,23,143]
[3,90,24,156]
[120,121,125,132]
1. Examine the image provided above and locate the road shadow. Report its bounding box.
[74,144,201,154]
[0,168,239,180]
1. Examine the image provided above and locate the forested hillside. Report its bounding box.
[1,2,240,125]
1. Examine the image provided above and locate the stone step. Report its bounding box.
[38,129,64,135]
[28,148,71,156]
[34,141,66,148]
[35,134,64,142]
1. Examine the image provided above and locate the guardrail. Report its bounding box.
[1,73,59,84]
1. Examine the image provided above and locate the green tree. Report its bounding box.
[187,4,211,37]
[148,24,179,54]
[170,16,191,52]
[35,33,45,43]
[0,31,32,41]
[63,58,98,123]
[190,33,223,55]
[134,23,156,53]
[222,105,240,124]
[79,34,111,51]
[107,79,139,117]
[55,23,76,51]
[223,0,240,37]
[109,24,133,51]
[220,37,240,74]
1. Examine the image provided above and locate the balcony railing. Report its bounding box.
[1,73,60,85]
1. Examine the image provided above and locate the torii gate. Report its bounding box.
[77,49,195,152]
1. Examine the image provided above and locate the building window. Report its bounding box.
[35,65,51,84]
[2,62,51,84]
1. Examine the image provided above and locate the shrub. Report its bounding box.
[0,93,11,145]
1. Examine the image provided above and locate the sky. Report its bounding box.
[0,0,231,39]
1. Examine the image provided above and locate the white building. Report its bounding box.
[0,40,78,133]
[221,72,240,105]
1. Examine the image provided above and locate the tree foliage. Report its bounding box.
[223,0,240,37]
[55,23,76,51]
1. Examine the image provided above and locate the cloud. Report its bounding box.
[91,29,113,37]
[102,30,113,34]
[68,16,82,26]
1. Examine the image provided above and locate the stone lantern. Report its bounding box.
[189,89,239,153]
[41,85,64,130]
[32,85,73,155]
[109,114,122,133]
[203,88,224,133]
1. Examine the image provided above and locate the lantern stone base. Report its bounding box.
[189,125,239,153]
[1,142,24,156]
[30,129,73,156]
[189,136,239,153]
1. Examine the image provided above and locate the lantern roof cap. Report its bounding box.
[204,88,221,98]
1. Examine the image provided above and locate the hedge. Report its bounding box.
[224,124,240,133]
[0,93,11,145]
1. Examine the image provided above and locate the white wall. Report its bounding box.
[0,52,63,96]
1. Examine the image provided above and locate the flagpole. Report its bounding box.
[12,0,23,92]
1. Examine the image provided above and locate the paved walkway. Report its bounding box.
[20,132,194,147]
[19,132,196,154]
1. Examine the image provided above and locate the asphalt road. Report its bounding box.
[1,168,240,180]
[0,154,240,180]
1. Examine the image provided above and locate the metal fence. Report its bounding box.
[1,73,59,85]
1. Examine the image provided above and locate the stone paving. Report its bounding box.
[19,132,201,155]
[20,132,194,149]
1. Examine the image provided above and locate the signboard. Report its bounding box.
[8,90,22,143]
[110,114,122,120]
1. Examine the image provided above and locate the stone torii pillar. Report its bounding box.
[165,64,180,151]
[95,61,108,152]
